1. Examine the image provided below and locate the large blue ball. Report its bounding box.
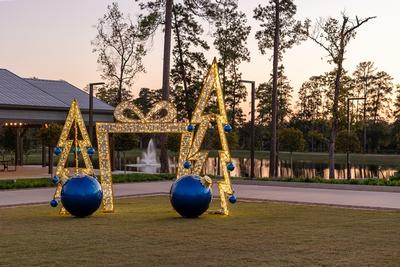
[61,175,103,218]
[170,175,212,218]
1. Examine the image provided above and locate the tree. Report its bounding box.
[393,85,400,120]
[257,65,293,125]
[335,130,360,153]
[278,128,304,177]
[254,0,307,177]
[39,124,62,174]
[297,75,324,121]
[170,2,209,119]
[307,13,376,178]
[368,71,393,123]
[92,2,147,103]
[352,61,376,152]
[211,0,251,128]
[114,133,140,169]
[136,0,174,173]
[96,85,133,107]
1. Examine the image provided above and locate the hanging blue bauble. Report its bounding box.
[87,147,95,156]
[61,175,103,218]
[229,195,237,204]
[186,124,195,132]
[170,175,212,218]
[224,124,232,133]
[54,147,62,156]
[50,199,58,207]
[51,175,60,185]
[227,162,235,171]
[72,147,81,154]
[183,161,192,169]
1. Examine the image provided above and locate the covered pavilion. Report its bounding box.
[0,68,114,174]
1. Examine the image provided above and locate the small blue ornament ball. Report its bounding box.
[87,147,95,156]
[229,195,237,204]
[50,199,58,207]
[61,175,103,218]
[227,162,235,171]
[224,124,232,133]
[51,175,60,185]
[54,147,62,156]
[186,124,195,132]
[72,147,81,154]
[183,161,192,169]
[170,175,212,218]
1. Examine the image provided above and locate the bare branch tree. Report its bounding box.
[306,14,376,178]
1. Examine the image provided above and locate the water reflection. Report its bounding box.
[124,156,396,179]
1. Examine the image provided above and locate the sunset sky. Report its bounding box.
[0,0,398,112]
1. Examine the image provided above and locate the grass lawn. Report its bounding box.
[0,196,399,266]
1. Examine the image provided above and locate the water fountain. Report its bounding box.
[139,139,158,173]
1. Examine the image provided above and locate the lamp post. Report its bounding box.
[239,79,256,178]
[88,82,105,144]
[346,97,366,179]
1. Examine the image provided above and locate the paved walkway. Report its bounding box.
[1,181,400,210]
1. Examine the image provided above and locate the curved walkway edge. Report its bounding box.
[0,181,400,211]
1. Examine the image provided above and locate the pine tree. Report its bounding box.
[254,0,307,177]
[170,3,209,120]
[257,65,293,125]
[211,0,251,128]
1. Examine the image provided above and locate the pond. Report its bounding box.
[124,156,398,179]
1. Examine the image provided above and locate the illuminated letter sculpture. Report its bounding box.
[96,58,235,215]
[51,99,95,213]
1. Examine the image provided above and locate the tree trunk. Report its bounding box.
[269,0,280,178]
[172,5,190,117]
[290,151,293,178]
[160,0,173,173]
[329,57,343,179]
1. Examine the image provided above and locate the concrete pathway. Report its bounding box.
[1,181,400,210]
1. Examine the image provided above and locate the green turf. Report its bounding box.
[0,196,399,266]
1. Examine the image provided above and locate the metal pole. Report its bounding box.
[89,84,94,144]
[346,97,365,180]
[347,98,350,180]
[240,79,256,178]
[88,82,104,145]
[250,81,255,178]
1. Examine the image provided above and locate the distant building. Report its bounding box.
[0,69,113,123]
[0,68,113,167]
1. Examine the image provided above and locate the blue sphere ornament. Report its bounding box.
[61,175,103,218]
[54,147,62,156]
[183,161,192,169]
[51,175,60,185]
[229,195,237,204]
[87,147,95,156]
[170,175,212,218]
[227,162,235,171]
[72,147,81,154]
[186,124,195,132]
[50,199,58,207]
[224,124,232,133]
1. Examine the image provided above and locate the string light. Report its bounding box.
[97,58,235,215]
[52,99,94,214]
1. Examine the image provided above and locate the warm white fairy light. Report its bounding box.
[97,58,234,215]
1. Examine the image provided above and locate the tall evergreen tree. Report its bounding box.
[170,3,209,119]
[211,0,251,128]
[393,85,400,121]
[254,0,307,177]
[257,65,293,125]
[297,75,324,121]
